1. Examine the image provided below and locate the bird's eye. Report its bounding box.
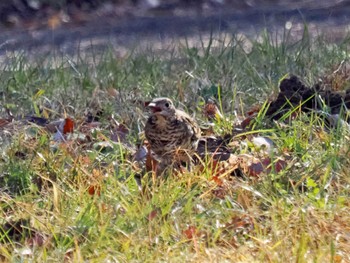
[165,102,170,108]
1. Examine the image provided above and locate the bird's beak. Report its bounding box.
[147,102,162,113]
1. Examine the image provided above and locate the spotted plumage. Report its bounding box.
[145,98,201,170]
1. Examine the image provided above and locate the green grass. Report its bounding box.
[1,28,350,262]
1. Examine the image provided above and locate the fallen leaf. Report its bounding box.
[248,157,287,177]
[144,141,158,173]
[212,186,227,199]
[333,255,343,263]
[0,119,10,128]
[88,184,101,196]
[80,156,91,165]
[248,162,264,177]
[211,175,223,186]
[183,226,198,239]
[63,118,74,134]
[272,159,287,173]
[246,106,261,116]
[147,210,158,221]
[225,215,254,233]
[52,118,74,142]
[240,116,255,129]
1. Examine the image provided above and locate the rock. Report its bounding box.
[266,75,350,121]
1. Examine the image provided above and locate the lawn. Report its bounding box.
[0,27,350,262]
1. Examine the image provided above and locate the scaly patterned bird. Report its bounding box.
[145,97,201,174]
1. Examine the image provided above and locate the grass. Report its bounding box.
[1,27,350,262]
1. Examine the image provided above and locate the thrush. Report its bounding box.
[145,97,201,173]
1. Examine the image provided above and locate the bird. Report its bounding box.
[144,97,201,175]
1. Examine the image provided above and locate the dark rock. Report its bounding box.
[266,75,350,121]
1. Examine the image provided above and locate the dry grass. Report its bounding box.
[0,28,350,262]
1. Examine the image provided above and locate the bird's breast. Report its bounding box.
[145,111,200,159]
[149,115,168,129]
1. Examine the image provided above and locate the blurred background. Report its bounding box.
[0,0,349,56]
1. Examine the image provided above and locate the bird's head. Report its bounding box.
[147,97,176,117]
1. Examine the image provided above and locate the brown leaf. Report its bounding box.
[212,186,227,199]
[248,157,287,177]
[246,106,261,116]
[88,184,101,196]
[0,119,11,128]
[334,255,343,263]
[144,141,158,173]
[80,156,91,166]
[248,162,264,177]
[225,215,254,233]
[211,175,223,186]
[63,118,74,134]
[147,210,158,221]
[183,225,198,239]
[240,116,255,129]
[272,159,287,173]
[52,118,75,142]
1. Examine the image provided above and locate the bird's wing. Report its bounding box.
[175,110,201,140]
